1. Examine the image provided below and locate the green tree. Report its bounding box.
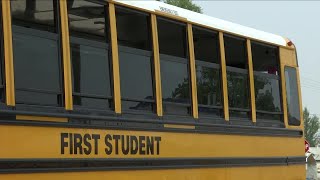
[158,0,202,13]
[304,107,320,147]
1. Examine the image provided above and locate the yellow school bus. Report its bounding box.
[0,0,304,179]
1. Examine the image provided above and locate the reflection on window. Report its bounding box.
[227,71,250,109]
[252,41,282,122]
[11,0,56,32]
[193,26,222,118]
[116,7,155,113]
[68,1,113,110]
[285,67,301,126]
[158,18,191,116]
[12,0,62,106]
[68,0,107,39]
[254,76,281,112]
[224,35,250,119]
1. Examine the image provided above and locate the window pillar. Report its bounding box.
[280,59,289,128]
[187,24,198,119]
[246,39,256,122]
[218,32,229,121]
[151,14,163,117]
[1,1,15,106]
[108,3,121,114]
[59,0,73,110]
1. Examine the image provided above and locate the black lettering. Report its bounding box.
[69,133,73,154]
[146,136,154,155]
[105,134,113,155]
[92,134,100,155]
[155,137,161,155]
[83,134,92,155]
[130,136,138,155]
[113,135,120,155]
[121,135,130,155]
[74,133,83,154]
[139,136,146,155]
[61,133,68,154]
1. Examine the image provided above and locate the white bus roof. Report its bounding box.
[114,0,287,46]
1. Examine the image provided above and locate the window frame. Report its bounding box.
[68,2,114,113]
[115,6,156,115]
[157,17,192,117]
[11,0,65,108]
[251,41,284,123]
[193,26,223,118]
[223,34,251,119]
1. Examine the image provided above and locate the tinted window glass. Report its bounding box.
[285,67,301,126]
[196,66,221,106]
[116,7,151,50]
[224,35,250,119]
[227,71,250,109]
[252,42,279,75]
[254,75,281,112]
[225,36,247,69]
[158,18,190,116]
[12,0,62,106]
[116,7,154,113]
[68,1,112,110]
[252,41,282,122]
[193,27,219,64]
[158,18,186,58]
[161,59,190,115]
[193,27,222,117]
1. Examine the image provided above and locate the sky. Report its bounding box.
[193,1,320,116]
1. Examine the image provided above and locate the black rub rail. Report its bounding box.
[0,156,306,174]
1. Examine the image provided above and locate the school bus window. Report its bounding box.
[285,66,301,126]
[157,18,191,116]
[224,35,250,119]
[68,1,113,110]
[193,26,222,118]
[116,7,155,113]
[0,5,4,103]
[11,0,62,106]
[251,41,282,123]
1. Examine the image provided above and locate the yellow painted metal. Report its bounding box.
[151,14,163,116]
[279,47,296,128]
[187,24,198,119]
[218,32,229,121]
[0,125,304,158]
[280,66,289,128]
[164,124,195,129]
[0,164,305,180]
[279,47,297,67]
[109,3,121,114]
[59,0,73,110]
[1,1,15,106]
[16,115,68,123]
[246,39,256,122]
